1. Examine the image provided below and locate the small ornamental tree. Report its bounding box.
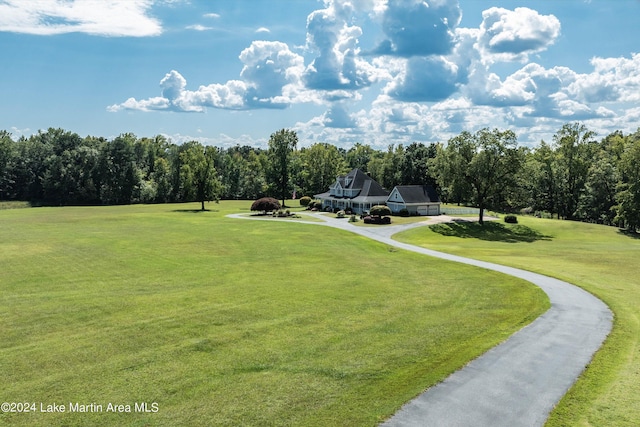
[370,205,391,216]
[251,197,281,214]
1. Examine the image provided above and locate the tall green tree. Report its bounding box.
[614,130,640,232]
[345,143,375,173]
[12,134,53,201]
[528,140,560,217]
[299,143,347,195]
[179,141,221,211]
[267,129,298,206]
[369,144,403,190]
[400,142,438,186]
[576,150,618,224]
[40,129,97,205]
[430,142,473,205]
[152,157,172,203]
[0,131,15,200]
[552,122,597,219]
[435,128,524,224]
[244,150,267,200]
[99,133,139,205]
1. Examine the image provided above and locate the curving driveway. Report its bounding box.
[228,212,612,426]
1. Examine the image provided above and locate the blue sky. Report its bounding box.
[1,0,639,149]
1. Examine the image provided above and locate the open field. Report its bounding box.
[0,201,547,426]
[395,217,640,426]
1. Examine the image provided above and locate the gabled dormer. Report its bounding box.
[329,180,343,197]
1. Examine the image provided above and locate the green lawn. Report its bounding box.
[395,216,640,426]
[0,202,546,426]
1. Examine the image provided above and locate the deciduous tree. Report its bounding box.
[435,128,524,224]
[552,122,597,219]
[299,142,346,195]
[267,129,297,207]
[179,141,221,211]
[614,130,640,232]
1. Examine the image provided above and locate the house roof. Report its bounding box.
[392,185,440,204]
[341,168,388,197]
[316,168,389,200]
[359,173,388,197]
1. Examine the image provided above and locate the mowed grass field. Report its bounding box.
[396,217,640,426]
[0,202,547,426]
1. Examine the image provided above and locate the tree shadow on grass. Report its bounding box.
[617,228,640,239]
[430,221,553,243]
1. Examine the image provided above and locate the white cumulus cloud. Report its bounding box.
[0,0,162,37]
[478,7,561,62]
[303,0,382,92]
[108,41,306,112]
[373,0,462,57]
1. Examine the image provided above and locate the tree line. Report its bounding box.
[1,123,639,231]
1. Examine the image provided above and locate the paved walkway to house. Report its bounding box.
[227,212,612,427]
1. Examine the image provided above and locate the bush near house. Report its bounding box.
[370,205,391,217]
[363,215,391,224]
[307,200,321,210]
[398,208,410,217]
[299,196,312,207]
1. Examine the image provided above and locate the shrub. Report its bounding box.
[520,207,534,215]
[370,205,391,216]
[251,197,281,213]
[349,214,358,222]
[336,210,345,218]
[299,196,312,207]
[363,215,391,225]
[398,208,410,217]
[504,214,518,224]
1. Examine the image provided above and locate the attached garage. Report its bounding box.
[386,185,441,216]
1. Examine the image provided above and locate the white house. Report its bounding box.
[314,169,441,216]
[314,168,389,214]
[386,185,441,216]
